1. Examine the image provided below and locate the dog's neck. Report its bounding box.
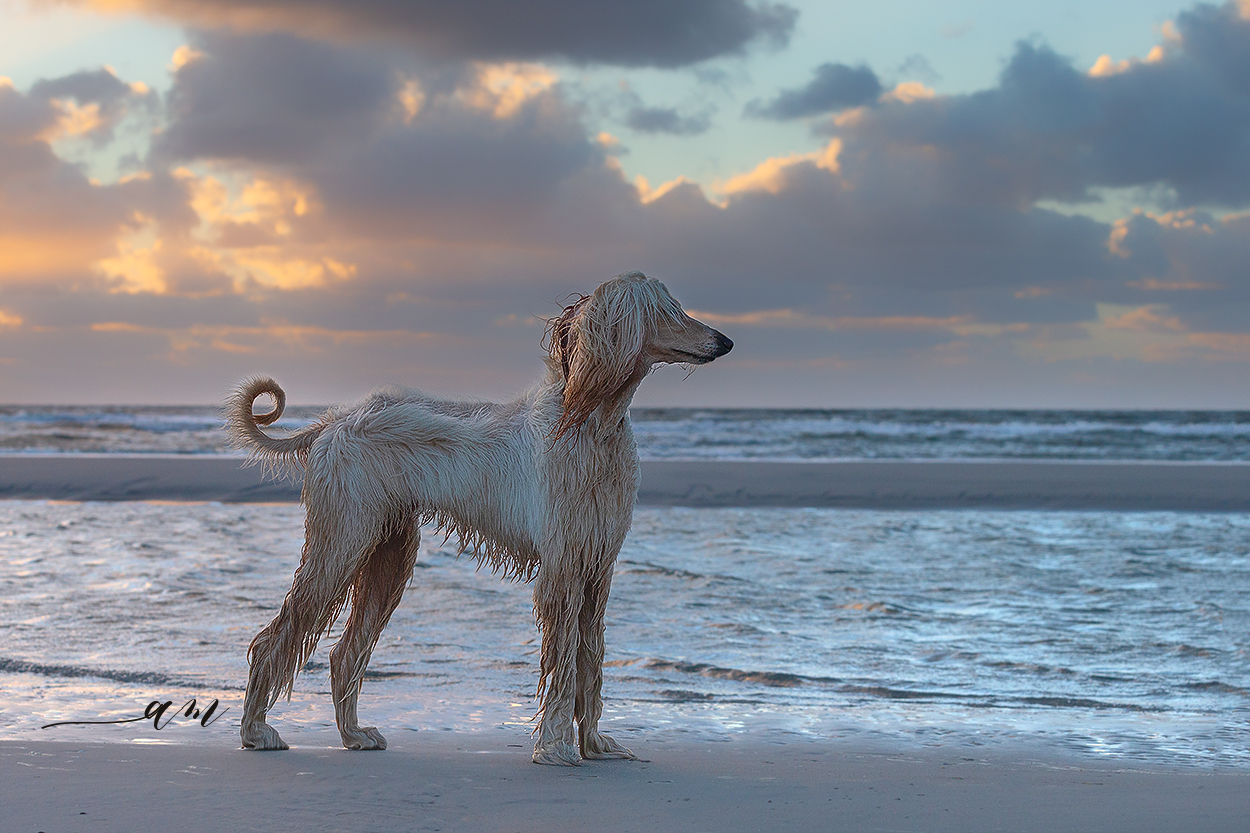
[547,359,650,439]
[593,365,648,434]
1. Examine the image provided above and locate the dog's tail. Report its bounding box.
[225,376,325,467]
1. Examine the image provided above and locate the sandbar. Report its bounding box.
[1,454,1249,510]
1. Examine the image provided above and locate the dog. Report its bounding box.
[226,272,732,765]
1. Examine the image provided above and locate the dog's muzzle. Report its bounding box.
[710,330,733,359]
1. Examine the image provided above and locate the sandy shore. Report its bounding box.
[5,733,1247,833]
[2,454,1249,509]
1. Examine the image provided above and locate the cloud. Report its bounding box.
[625,106,712,135]
[0,77,188,284]
[818,4,1250,209]
[64,0,798,67]
[897,54,940,85]
[30,68,158,146]
[745,61,885,118]
[745,62,883,119]
[152,31,399,165]
[0,77,59,144]
[5,5,1250,406]
[718,138,841,194]
[119,19,1250,342]
[149,32,611,246]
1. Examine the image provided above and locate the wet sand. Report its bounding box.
[1,454,1249,510]
[5,734,1247,833]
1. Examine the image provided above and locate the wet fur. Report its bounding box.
[227,272,732,765]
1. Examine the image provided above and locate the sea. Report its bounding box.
[1,406,1247,767]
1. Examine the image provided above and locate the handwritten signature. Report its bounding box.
[42,698,229,730]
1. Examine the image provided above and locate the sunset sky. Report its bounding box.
[2,0,1249,407]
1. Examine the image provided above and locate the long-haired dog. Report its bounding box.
[226,272,732,765]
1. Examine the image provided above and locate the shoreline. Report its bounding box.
[5,733,1248,832]
[1,454,1249,510]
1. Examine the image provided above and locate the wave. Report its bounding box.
[3,406,1250,459]
[642,659,809,688]
[1014,695,1166,712]
[635,658,1180,713]
[0,656,240,690]
[1182,680,1250,696]
[618,560,708,580]
[300,660,420,680]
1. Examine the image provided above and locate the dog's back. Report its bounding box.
[302,388,550,578]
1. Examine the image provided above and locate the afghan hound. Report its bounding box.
[226,272,732,766]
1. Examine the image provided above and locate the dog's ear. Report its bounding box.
[545,295,588,383]
[552,282,648,439]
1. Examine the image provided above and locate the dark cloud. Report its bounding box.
[625,106,712,135]
[821,3,1250,208]
[62,0,797,68]
[1104,209,1250,331]
[28,68,157,146]
[313,105,606,238]
[153,31,399,165]
[29,69,134,105]
[0,81,58,145]
[1176,1,1250,95]
[745,62,882,119]
[632,166,1118,319]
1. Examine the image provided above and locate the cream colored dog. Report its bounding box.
[226,272,732,765]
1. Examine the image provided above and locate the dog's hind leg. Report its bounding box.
[330,520,419,751]
[575,565,635,760]
[241,521,370,751]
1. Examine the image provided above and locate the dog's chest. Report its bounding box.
[545,424,640,509]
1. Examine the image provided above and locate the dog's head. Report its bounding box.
[547,271,732,437]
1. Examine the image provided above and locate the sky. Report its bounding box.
[1,0,1249,407]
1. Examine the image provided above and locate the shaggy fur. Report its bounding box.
[227,272,732,766]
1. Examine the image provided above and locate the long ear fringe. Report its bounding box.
[543,294,589,382]
[550,281,650,440]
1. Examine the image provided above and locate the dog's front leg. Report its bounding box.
[574,567,635,760]
[532,573,584,766]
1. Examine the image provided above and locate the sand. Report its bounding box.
[2,454,1250,509]
[6,733,1248,833]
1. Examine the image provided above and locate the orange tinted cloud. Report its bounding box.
[719,139,842,196]
[0,233,118,278]
[1101,305,1187,333]
[690,308,1029,338]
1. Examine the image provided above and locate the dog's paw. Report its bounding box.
[580,730,636,760]
[532,740,582,767]
[241,721,289,751]
[341,726,388,750]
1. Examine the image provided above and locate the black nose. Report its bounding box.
[713,331,733,356]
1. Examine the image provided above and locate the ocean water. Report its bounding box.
[1,501,1246,767]
[1,404,1249,460]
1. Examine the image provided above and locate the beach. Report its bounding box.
[7,734,1249,833]
[2,453,1248,831]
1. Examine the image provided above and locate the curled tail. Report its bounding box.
[225,376,324,468]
